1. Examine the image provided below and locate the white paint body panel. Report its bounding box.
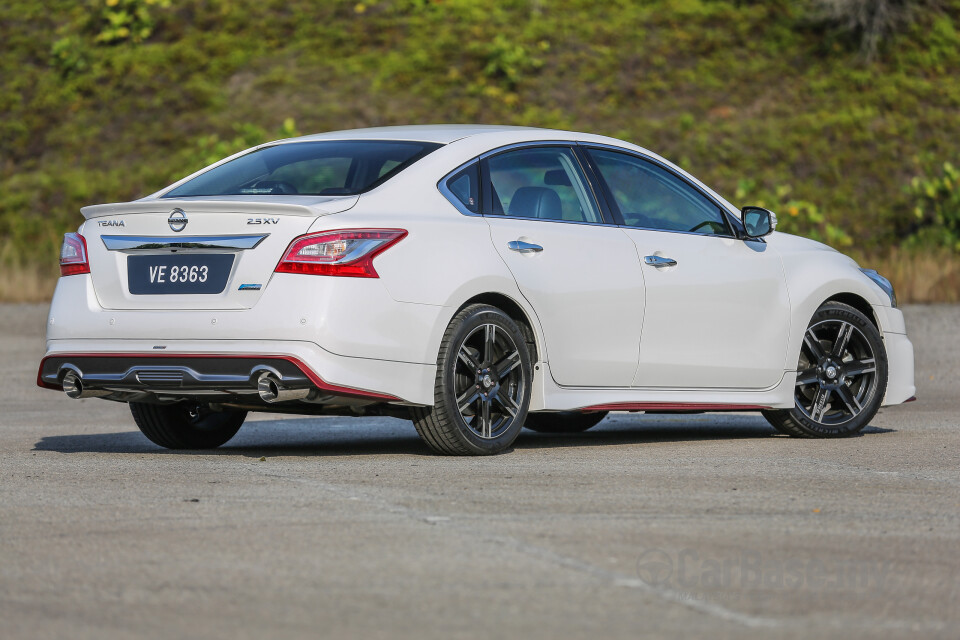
[43,125,915,411]
[623,229,791,389]
[84,212,314,310]
[486,217,645,387]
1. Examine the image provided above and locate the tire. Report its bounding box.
[524,411,608,433]
[129,401,246,449]
[411,304,533,455]
[763,301,888,438]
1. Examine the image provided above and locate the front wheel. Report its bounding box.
[763,301,888,438]
[130,402,246,449]
[411,304,533,455]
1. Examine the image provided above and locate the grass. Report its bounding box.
[864,249,960,303]
[0,267,59,304]
[1,0,959,300]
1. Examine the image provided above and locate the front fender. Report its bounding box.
[774,235,893,378]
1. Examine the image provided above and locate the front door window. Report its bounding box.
[588,148,730,235]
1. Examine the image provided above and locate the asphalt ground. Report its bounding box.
[1,303,957,639]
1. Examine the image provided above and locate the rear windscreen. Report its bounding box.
[162,140,442,198]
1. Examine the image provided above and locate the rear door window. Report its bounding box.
[482,147,603,223]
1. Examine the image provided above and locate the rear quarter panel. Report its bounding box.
[305,155,550,368]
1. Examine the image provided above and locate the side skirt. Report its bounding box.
[529,362,795,412]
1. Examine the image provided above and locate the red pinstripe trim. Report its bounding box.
[579,402,769,412]
[35,352,401,402]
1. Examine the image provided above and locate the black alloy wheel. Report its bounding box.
[412,304,532,455]
[763,302,887,437]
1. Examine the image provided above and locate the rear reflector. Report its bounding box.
[275,229,406,278]
[60,232,90,276]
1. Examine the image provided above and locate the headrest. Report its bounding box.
[544,169,572,186]
[254,180,298,194]
[508,187,563,220]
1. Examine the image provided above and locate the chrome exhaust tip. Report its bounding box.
[62,371,110,399]
[62,371,82,398]
[257,373,310,404]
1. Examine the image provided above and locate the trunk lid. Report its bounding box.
[81,196,357,310]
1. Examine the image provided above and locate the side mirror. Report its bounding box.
[741,206,777,239]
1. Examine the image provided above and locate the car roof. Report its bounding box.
[291,125,738,219]
[290,124,566,145]
[137,124,740,218]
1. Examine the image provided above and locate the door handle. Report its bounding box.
[508,240,543,254]
[644,255,677,268]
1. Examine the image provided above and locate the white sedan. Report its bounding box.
[38,125,915,454]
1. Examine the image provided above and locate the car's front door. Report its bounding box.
[584,146,791,390]
[480,145,646,387]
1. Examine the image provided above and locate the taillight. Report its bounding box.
[60,232,90,276]
[275,229,407,278]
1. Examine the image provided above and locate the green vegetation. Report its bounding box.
[907,161,960,250]
[1,0,958,299]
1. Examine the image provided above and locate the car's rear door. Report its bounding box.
[583,145,791,390]
[478,144,646,387]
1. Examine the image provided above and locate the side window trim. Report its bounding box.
[580,143,738,238]
[573,144,621,226]
[479,156,495,216]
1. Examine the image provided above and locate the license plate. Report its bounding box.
[127,254,234,295]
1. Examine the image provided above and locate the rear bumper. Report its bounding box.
[39,353,307,392]
[46,272,448,365]
[38,339,436,405]
[37,352,398,400]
